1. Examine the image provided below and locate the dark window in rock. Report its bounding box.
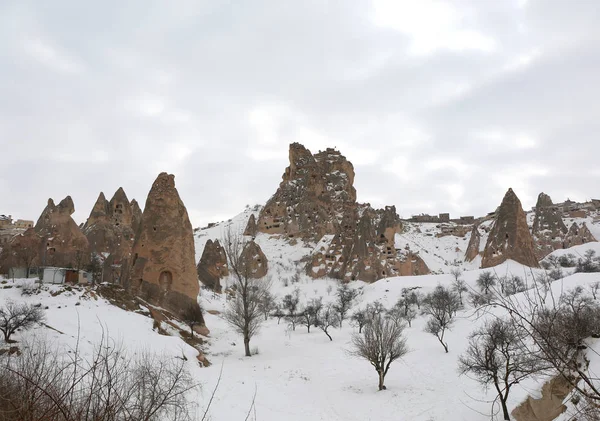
[153,226,157,231]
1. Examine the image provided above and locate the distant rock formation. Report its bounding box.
[240,240,268,279]
[531,193,568,259]
[130,199,142,234]
[255,143,356,240]
[197,239,229,292]
[464,225,481,262]
[34,196,89,268]
[83,188,139,283]
[481,188,539,268]
[129,173,199,316]
[564,222,596,248]
[254,143,429,282]
[244,214,258,237]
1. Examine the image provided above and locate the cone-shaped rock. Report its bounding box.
[34,196,89,268]
[564,222,597,248]
[464,225,481,262]
[244,214,257,237]
[240,240,268,279]
[129,173,199,316]
[531,192,568,259]
[84,192,110,228]
[131,199,142,234]
[197,239,229,292]
[481,188,539,268]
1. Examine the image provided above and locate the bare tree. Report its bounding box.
[351,309,368,333]
[350,312,408,390]
[258,291,277,321]
[299,297,322,333]
[589,281,600,300]
[282,288,300,331]
[422,285,460,353]
[221,227,272,357]
[181,303,205,338]
[477,271,496,295]
[451,268,467,305]
[315,303,339,341]
[333,283,358,327]
[10,229,41,278]
[0,301,45,342]
[403,307,417,327]
[459,318,547,421]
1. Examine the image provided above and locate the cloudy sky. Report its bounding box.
[1,0,599,227]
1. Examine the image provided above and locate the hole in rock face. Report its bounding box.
[159,271,173,292]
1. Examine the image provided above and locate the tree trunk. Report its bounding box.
[190,325,194,338]
[324,330,332,341]
[500,397,510,420]
[378,370,385,391]
[244,336,251,357]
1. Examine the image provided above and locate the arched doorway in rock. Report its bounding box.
[159,270,173,292]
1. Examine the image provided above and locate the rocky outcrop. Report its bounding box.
[131,199,142,234]
[83,188,140,283]
[129,173,199,317]
[532,193,568,259]
[464,225,481,262]
[512,375,573,421]
[255,143,356,240]
[481,188,539,268]
[244,214,258,237]
[240,240,268,279]
[197,239,229,292]
[34,196,89,268]
[564,222,596,248]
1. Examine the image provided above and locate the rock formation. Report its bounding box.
[254,143,429,282]
[564,222,596,248]
[83,188,141,283]
[129,173,199,316]
[531,193,568,259]
[512,375,573,421]
[240,240,268,279]
[197,239,229,292]
[34,196,89,268]
[131,199,142,234]
[481,188,539,268]
[255,143,357,240]
[464,225,481,262]
[244,214,258,237]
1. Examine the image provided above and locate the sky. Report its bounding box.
[1,0,599,228]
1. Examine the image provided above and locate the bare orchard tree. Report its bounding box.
[422,285,460,353]
[350,312,408,390]
[451,268,467,305]
[459,318,547,421]
[300,297,322,333]
[476,271,496,295]
[315,303,339,341]
[222,227,272,357]
[258,290,277,321]
[490,282,600,407]
[181,303,205,338]
[333,282,359,327]
[282,288,301,331]
[351,309,368,333]
[0,301,45,343]
[589,281,600,300]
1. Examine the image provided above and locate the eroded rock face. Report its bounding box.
[464,225,481,262]
[481,188,539,268]
[244,214,257,237]
[512,375,573,421]
[197,239,229,292]
[255,143,356,240]
[532,193,568,259]
[564,222,596,248]
[130,199,142,234]
[83,188,139,283]
[129,173,199,316]
[34,196,89,268]
[240,240,268,279]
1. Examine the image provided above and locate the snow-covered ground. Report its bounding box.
[3,242,600,420]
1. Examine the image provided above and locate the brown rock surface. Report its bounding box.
[129,173,199,316]
[464,225,481,262]
[532,193,568,259]
[563,222,596,248]
[512,375,573,421]
[197,239,229,292]
[244,214,258,237]
[481,188,539,268]
[240,240,268,279]
[34,196,89,268]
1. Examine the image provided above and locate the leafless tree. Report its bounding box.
[333,283,358,327]
[0,301,45,342]
[477,271,496,295]
[403,307,417,327]
[422,285,460,353]
[351,309,368,333]
[9,230,41,278]
[589,281,600,300]
[459,318,547,420]
[282,288,300,331]
[451,268,467,305]
[0,334,196,420]
[300,298,322,333]
[181,303,205,338]
[315,303,339,341]
[258,291,277,321]
[221,227,272,357]
[350,312,408,390]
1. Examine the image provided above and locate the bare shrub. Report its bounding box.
[333,283,358,327]
[476,271,496,295]
[181,303,205,338]
[422,285,460,353]
[315,303,339,341]
[0,301,45,343]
